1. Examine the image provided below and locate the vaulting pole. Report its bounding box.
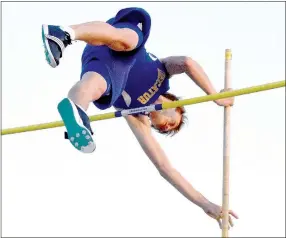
[221,49,232,237]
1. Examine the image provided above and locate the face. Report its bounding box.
[149,108,182,132]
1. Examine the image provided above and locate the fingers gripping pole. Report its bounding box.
[222,49,232,237]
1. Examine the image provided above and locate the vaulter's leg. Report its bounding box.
[41,21,139,68]
[57,60,111,154]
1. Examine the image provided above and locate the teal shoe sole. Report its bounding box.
[58,98,95,153]
[41,24,57,68]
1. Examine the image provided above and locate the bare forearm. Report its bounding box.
[140,136,209,208]
[159,166,209,208]
[185,58,217,95]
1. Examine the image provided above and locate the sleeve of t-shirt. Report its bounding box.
[113,22,144,49]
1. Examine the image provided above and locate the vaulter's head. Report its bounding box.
[149,93,188,136]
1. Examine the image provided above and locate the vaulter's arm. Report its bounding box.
[161,56,218,96]
[124,115,211,209]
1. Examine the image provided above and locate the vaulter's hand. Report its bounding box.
[202,201,239,229]
[215,88,235,107]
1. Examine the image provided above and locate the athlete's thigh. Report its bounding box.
[80,59,112,96]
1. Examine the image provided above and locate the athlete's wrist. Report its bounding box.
[191,193,211,209]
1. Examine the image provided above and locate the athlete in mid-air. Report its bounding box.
[42,7,238,228]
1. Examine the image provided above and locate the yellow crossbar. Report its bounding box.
[1,80,285,136]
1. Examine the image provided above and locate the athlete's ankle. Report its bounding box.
[67,96,89,112]
[60,26,76,41]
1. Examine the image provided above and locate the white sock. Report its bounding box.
[60,26,75,41]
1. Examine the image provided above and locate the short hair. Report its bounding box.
[151,92,188,137]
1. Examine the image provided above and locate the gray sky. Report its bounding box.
[2,2,285,237]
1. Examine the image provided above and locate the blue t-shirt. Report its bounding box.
[113,50,170,109]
